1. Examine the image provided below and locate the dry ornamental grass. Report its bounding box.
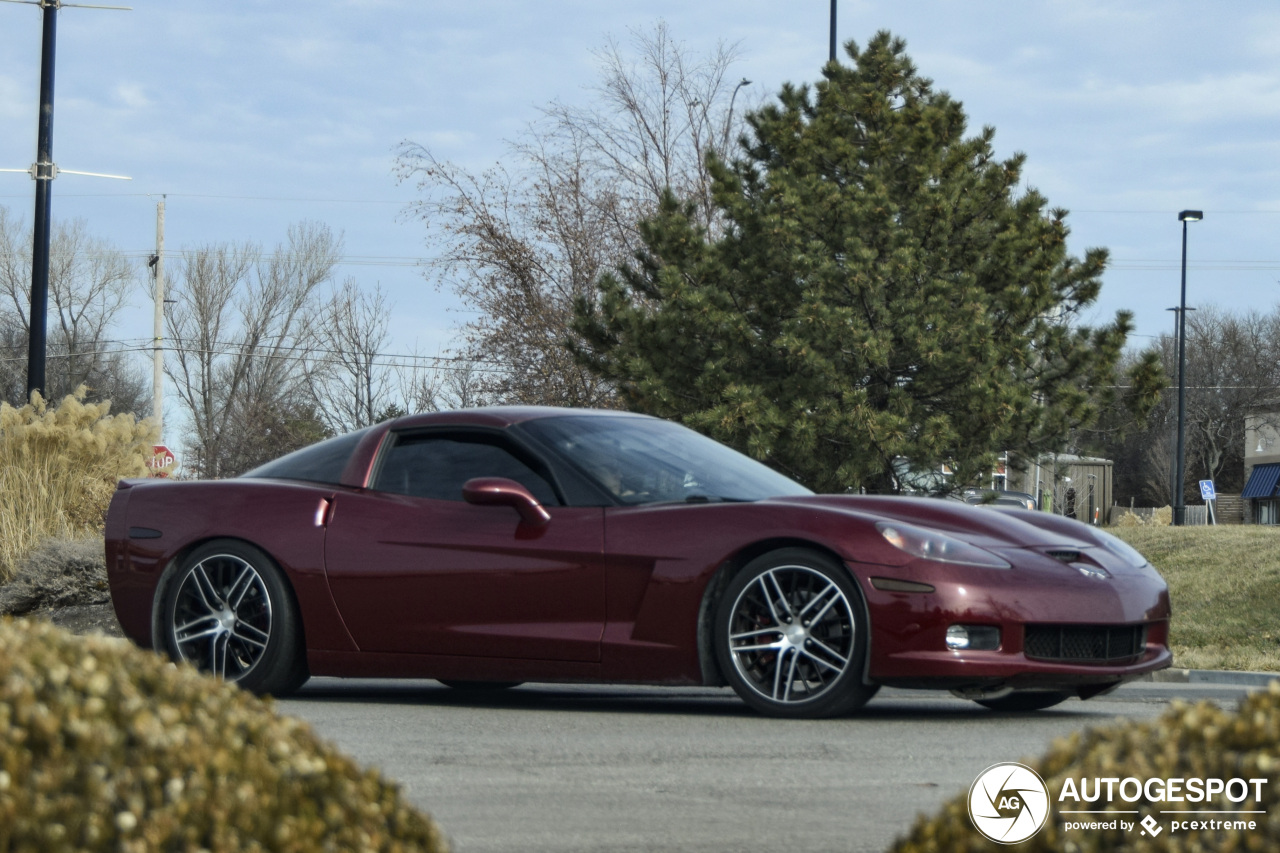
[0,388,158,583]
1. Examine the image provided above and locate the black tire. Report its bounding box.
[160,539,309,696]
[976,691,1072,712]
[438,680,523,691]
[714,548,878,718]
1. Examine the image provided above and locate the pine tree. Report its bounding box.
[573,32,1161,493]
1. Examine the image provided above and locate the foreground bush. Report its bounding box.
[889,683,1280,851]
[0,618,449,852]
[0,388,157,583]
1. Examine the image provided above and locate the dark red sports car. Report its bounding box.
[105,407,1171,717]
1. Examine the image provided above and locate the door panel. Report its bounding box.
[324,490,605,661]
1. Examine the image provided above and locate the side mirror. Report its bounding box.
[462,477,552,526]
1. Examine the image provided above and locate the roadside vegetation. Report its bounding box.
[892,683,1280,851]
[0,388,156,584]
[0,617,449,851]
[1113,525,1280,672]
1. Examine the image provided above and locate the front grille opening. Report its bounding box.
[1024,623,1146,664]
[1044,549,1081,563]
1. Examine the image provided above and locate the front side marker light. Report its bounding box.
[870,577,936,593]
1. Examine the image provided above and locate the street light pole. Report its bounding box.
[1173,209,1203,526]
[1166,306,1194,506]
[5,0,133,399]
[829,0,837,62]
[26,0,58,400]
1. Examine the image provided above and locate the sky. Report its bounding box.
[2,0,1279,444]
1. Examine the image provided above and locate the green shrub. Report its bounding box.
[0,388,158,583]
[889,683,1280,851]
[0,618,449,852]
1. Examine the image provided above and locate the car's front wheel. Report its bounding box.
[159,539,308,696]
[714,548,878,718]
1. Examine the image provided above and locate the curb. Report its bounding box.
[1139,669,1280,687]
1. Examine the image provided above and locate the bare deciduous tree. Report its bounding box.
[1105,305,1280,504]
[0,206,147,410]
[396,22,751,408]
[1181,307,1280,491]
[306,278,396,434]
[165,222,341,477]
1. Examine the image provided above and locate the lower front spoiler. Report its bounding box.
[871,645,1173,695]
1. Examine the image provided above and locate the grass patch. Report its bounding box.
[1113,525,1280,672]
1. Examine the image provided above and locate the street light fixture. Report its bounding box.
[1173,209,1203,526]
[722,78,752,153]
[830,0,838,62]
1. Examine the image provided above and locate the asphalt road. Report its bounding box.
[277,679,1261,853]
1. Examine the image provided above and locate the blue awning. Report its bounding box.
[1242,463,1280,499]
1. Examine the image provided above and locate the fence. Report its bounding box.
[1110,504,1210,526]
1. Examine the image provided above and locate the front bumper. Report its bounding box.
[854,554,1172,691]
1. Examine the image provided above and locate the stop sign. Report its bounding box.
[149,445,176,477]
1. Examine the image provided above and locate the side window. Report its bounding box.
[372,433,560,505]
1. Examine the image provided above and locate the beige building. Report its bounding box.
[1243,413,1280,524]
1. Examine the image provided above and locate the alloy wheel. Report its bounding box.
[170,553,273,681]
[725,564,857,705]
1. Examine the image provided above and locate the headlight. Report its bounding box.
[1091,528,1149,568]
[876,522,1011,569]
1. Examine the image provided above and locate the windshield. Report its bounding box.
[522,415,812,505]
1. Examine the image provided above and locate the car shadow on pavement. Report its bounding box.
[287,679,1103,721]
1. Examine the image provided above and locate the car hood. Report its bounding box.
[765,494,1155,575]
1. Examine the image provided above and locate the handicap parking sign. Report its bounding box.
[1199,480,1216,501]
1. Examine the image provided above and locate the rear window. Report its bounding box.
[240,427,372,485]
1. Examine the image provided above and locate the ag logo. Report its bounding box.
[968,762,1050,844]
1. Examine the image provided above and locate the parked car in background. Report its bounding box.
[962,488,1038,511]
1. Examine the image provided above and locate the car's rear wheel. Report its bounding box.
[160,540,308,696]
[714,548,878,718]
[975,691,1072,712]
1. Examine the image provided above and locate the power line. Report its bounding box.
[12,248,1280,272]
[0,249,431,268]
[0,192,407,204]
[0,338,526,375]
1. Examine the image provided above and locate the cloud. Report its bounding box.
[113,83,152,111]
[1070,72,1280,126]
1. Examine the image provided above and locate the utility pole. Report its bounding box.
[151,196,165,438]
[0,0,132,400]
